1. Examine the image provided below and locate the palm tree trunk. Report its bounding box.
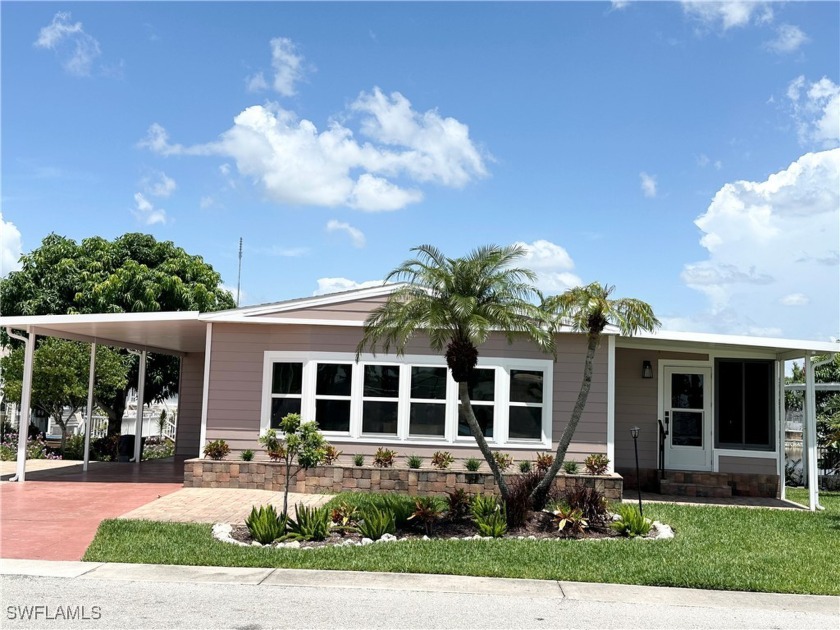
[531,334,600,508]
[459,382,510,501]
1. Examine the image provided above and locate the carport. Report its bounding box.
[2,311,209,483]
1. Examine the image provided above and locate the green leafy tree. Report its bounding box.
[0,233,235,435]
[530,283,659,506]
[258,414,327,514]
[0,338,127,453]
[787,354,840,469]
[356,244,554,501]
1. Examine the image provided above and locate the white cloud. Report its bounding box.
[221,283,247,306]
[313,277,384,296]
[611,1,630,10]
[681,1,773,31]
[132,192,168,225]
[786,76,840,148]
[145,171,176,197]
[640,172,657,197]
[245,37,307,97]
[34,12,101,76]
[199,196,215,209]
[139,88,487,212]
[251,245,309,257]
[326,219,366,248]
[678,149,839,339]
[764,24,809,54]
[0,213,23,277]
[514,240,582,294]
[780,293,809,306]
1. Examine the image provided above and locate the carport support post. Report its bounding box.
[804,352,820,511]
[83,343,96,472]
[13,329,36,483]
[133,350,147,465]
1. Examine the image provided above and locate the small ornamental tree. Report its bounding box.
[259,414,327,514]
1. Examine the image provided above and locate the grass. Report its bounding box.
[83,491,840,595]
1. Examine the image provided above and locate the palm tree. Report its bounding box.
[530,282,660,507]
[356,244,554,500]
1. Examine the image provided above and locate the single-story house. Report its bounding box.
[2,285,834,509]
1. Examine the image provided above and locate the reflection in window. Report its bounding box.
[508,370,544,441]
[270,362,303,428]
[716,360,772,450]
[459,369,495,437]
[315,363,352,432]
[362,365,399,435]
[410,367,447,436]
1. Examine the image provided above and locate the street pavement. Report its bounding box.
[1,560,837,629]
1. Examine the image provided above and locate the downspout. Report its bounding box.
[6,327,36,483]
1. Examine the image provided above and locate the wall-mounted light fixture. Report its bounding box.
[642,360,653,379]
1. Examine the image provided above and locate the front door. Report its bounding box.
[663,367,712,471]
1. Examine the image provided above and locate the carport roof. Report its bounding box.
[0,312,205,355]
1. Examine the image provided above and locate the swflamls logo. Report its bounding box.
[6,605,102,621]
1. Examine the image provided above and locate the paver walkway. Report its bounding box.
[119,488,332,523]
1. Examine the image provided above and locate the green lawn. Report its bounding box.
[84,491,840,595]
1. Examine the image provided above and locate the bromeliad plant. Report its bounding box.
[493,451,513,472]
[203,439,230,460]
[475,509,508,538]
[258,414,328,514]
[551,504,588,537]
[407,454,423,469]
[464,457,482,472]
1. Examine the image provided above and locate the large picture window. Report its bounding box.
[261,352,552,447]
[715,359,773,451]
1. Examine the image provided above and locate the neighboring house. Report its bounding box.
[1,285,835,502]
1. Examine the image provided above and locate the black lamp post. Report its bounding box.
[630,426,643,517]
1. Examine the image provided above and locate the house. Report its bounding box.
[2,285,834,509]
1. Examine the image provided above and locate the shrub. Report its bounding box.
[518,460,531,473]
[407,454,423,469]
[551,505,588,537]
[471,494,502,520]
[380,494,415,528]
[475,510,508,537]
[446,488,471,519]
[0,430,62,461]
[493,451,513,472]
[258,429,285,461]
[91,434,119,462]
[535,452,554,473]
[373,447,397,468]
[464,457,482,472]
[562,460,579,474]
[241,449,255,462]
[408,496,444,536]
[357,506,396,540]
[63,434,86,460]
[203,439,230,460]
[610,503,652,538]
[143,436,175,461]
[323,444,342,465]
[431,450,454,470]
[563,486,608,525]
[584,453,609,475]
[287,504,332,541]
[330,502,360,532]
[505,471,542,528]
[353,453,365,467]
[245,505,288,544]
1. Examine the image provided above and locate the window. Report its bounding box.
[261,352,552,447]
[508,370,544,440]
[409,366,448,437]
[458,368,495,437]
[362,365,400,435]
[269,363,302,428]
[314,363,352,433]
[715,359,773,451]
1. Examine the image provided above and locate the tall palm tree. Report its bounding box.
[530,282,660,506]
[356,244,554,500]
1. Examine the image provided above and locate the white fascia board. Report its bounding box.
[624,329,838,354]
[200,284,401,320]
[0,312,201,327]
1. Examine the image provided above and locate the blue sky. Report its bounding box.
[2,1,838,342]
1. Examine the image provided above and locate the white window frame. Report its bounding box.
[260,351,553,448]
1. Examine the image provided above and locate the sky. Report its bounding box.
[1,1,838,343]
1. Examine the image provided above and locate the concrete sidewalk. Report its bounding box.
[1,559,837,616]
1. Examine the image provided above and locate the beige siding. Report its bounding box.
[718,455,777,475]
[253,295,390,322]
[206,323,607,458]
[614,348,709,470]
[175,352,204,457]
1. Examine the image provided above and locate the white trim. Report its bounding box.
[260,351,553,448]
[198,322,213,457]
[660,364,713,471]
[776,359,785,501]
[83,342,96,472]
[200,315,368,327]
[0,311,200,326]
[606,334,615,472]
[632,329,837,354]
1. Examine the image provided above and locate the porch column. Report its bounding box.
[6,328,36,483]
[83,342,96,472]
[776,359,786,502]
[133,350,147,465]
[803,352,820,511]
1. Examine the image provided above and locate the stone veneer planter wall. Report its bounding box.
[183,459,623,501]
